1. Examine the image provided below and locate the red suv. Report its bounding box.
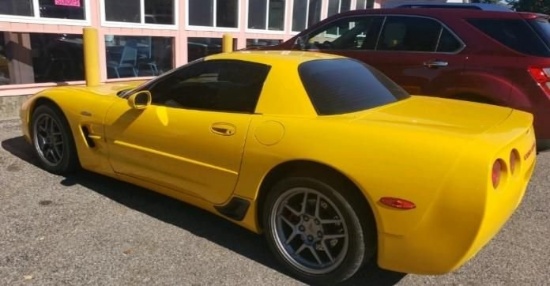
[265,7,550,144]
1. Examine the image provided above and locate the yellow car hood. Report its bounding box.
[355,96,514,134]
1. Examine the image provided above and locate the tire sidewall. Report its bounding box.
[31,105,79,174]
[263,176,373,285]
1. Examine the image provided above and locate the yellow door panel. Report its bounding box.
[104,100,251,204]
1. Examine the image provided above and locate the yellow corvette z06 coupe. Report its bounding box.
[20,51,536,284]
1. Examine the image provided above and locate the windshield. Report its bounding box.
[298,59,409,115]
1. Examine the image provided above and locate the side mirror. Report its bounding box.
[293,36,307,50]
[128,90,152,109]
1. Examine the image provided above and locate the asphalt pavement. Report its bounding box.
[1,118,549,285]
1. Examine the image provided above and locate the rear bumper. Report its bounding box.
[376,123,536,274]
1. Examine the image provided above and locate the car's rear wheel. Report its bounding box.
[31,104,79,174]
[263,176,375,285]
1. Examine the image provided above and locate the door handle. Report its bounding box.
[211,123,236,136]
[423,60,448,68]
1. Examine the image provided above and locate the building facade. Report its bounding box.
[0,0,379,106]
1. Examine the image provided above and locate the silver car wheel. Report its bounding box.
[32,113,65,167]
[270,187,349,275]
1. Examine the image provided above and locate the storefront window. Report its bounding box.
[187,37,236,62]
[248,0,285,31]
[188,0,238,28]
[0,32,84,85]
[327,0,350,17]
[0,0,34,16]
[105,35,173,79]
[39,0,86,20]
[292,0,321,32]
[0,0,86,20]
[104,0,174,25]
[356,0,374,9]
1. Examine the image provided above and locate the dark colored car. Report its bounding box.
[261,7,550,144]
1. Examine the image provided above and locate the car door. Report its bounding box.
[103,60,270,204]
[367,15,466,95]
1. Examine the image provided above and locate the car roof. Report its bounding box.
[383,2,513,12]
[205,50,345,65]
[329,7,530,19]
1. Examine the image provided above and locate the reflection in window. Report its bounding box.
[217,0,238,28]
[105,0,140,23]
[0,0,34,16]
[105,0,174,25]
[246,38,282,49]
[105,35,173,79]
[144,0,174,24]
[248,0,285,31]
[0,32,84,85]
[327,0,350,17]
[189,0,238,28]
[292,0,321,32]
[187,37,237,62]
[1,0,89,19]
[189,0,213,26]
[39,0,85,20]
[356,0,374,9]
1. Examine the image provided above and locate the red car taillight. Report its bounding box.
[528,67,550,97]
[492,159,504,189]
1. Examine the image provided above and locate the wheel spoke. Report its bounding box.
[283,203,301,216]
[295,243,308,255]
[323,234,346,240]
[309,246,323,266]
[322,240,334,262]
[284,230,299,244]
[280,214,297,228]
[300,191,308,213]
[320,218,344,225]
[314,194,321,217]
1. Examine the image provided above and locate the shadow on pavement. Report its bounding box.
[2,135,406,286]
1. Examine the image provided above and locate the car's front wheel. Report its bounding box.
[263,176,375,285]
[31,104,79,174]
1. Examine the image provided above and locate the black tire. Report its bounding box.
[263,176,376,285]
[31,104,80,174]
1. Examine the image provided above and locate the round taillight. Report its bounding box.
[509,149,521,175]
[492,159,505,188]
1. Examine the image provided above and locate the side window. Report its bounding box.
[148,60,270,113]
[377,16,442,52]
[467,18,550,57]
[436,28,462,53]
[306,16,383,50]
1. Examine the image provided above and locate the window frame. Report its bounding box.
[245,0,287,34]
[327,0,351,18]
[100,0,179,30]
[291,0,322,33]
[186,0,241,32]
[0,0,91,26]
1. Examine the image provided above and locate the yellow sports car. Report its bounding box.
[20,51,536,284]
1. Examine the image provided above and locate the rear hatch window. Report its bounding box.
[467,18,550,57]
[528,16,550,50]
[298,58,409,115]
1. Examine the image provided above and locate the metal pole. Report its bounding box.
[222,33,233,53]
[83,27,100,86]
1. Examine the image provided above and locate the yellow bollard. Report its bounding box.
[83,27,100,86]
[222,33,233,53]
